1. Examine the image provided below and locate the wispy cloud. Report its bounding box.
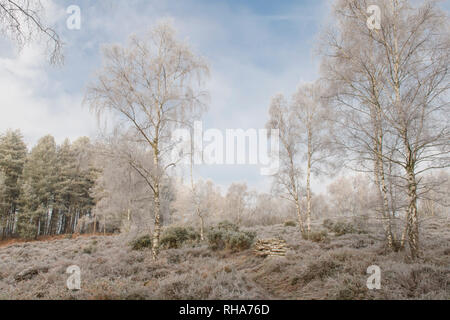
[0,0,332,191]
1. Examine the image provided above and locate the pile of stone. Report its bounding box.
[253,238,288,257]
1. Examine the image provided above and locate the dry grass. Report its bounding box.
[0,217,448,300]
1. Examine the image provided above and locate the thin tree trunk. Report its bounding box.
[287,147,304,234]
[374,156,395,249]
[400,220,408,249]
[306,126,312,237]
[103,213,106,236]
[1,215,5,240]
[152,143,161,260]
[12,212,18,235]
[295,197,304,234]
[36,217,41,239]
[152,184,161,260]
[189,141,204,241]
[372,105,395,250]
[237,203,242,227]
[93,213,96,234]
[406,164,419,259]
[5,214,10,238]
[380,162,395,247]
[200,213,204,241]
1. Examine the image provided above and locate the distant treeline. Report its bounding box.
[0,130,97,239]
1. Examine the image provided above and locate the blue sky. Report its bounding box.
[1,0,447,193]
[0,0,331,193]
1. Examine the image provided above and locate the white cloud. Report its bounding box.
[0,45,96,146]
[0,0,330,192]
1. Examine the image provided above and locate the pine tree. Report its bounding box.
[69,137,97,233]
[18,135,58,238]
[54,138,97,234]
[0,172,7,225]
[0,130,27,238]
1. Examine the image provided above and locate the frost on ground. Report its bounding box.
[0,217,448,300]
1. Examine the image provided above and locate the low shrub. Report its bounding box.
[160,226,200,249]
[303,230,328,242]
[323,219,334,230]
[167,252,182,264]
[227,230,256,251]
[335,278,367,300]
[301,258,341,283]
[207,229,227,251]
[284,220,296,227]
[332,222,357,236]
[352,214,369,231]
[323,219,358,236]
[83,245,96,254]
[216,221,240,232]
[130,235,152,251]
[207,222,256,252]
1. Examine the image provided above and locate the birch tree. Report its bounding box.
[173,179,221,239]
[191,180,218,240]
[327,174,374,217]
[225,182,249,226]
[266,94,305,233]
[375,0,449,258]
[418,171,450,218]
[320,0,450,258]
[0,0,63,64]
[86,21,209,259]
[292,81,336,236]
[320,1,398,249]
[92,136,155,236]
